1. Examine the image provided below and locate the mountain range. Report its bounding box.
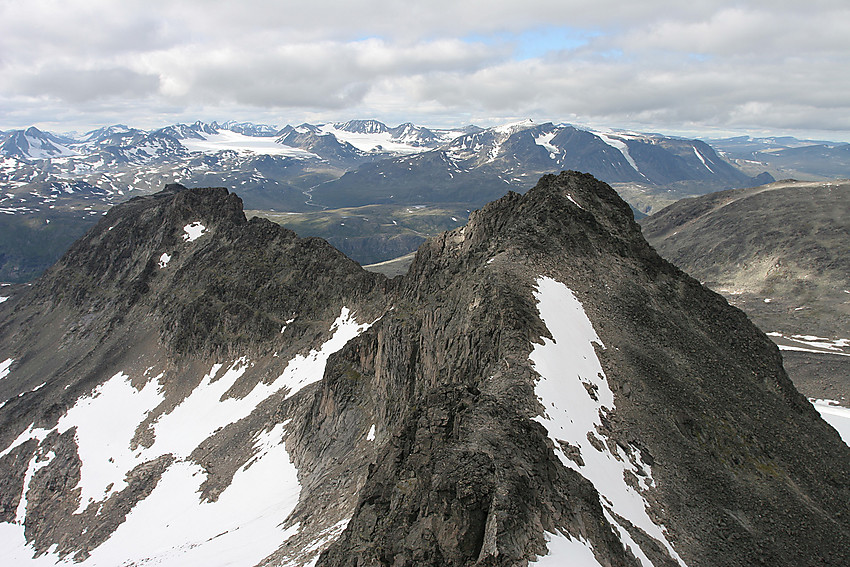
[708,136,850,181]
[1,119,783,282]
[1,120,777,207]
[0,173,847,566]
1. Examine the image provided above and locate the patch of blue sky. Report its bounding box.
[463,26,601,60]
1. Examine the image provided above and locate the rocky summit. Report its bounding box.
[0,172,847,566]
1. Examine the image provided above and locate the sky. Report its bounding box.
[1,0,849,141]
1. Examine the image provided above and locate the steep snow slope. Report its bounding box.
[0,308,368,566]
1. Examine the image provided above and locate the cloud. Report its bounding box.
[132,37,500,109]
[16,67,160,103]
[0,0,848,139]
[0,1,180,63]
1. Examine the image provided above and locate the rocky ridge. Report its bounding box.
[0,173,847,566]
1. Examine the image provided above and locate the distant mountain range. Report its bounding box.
[0,118,783,216]
[707,135,850,180]
[1,117,845,281]
[0,119,779,210]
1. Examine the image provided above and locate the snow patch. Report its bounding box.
[16,451,56,524]
[298,519,351,566]
[63,371,166,512]
[604,508,655,567]
[183,222,206,242]
[531,530,602,566]
[534,132,559,155]
[767,332,850,357]
[281,317,296,334]
[811,399,850,446]
[692,147,715,173]
[158,252,172,268]
[275,307,371,399]
[0,358,12,380]
[0,424,53,460]
[566,194,585,210]
[781,347,850,357]
[367,424,376,441]
[529,276,686,567]
[593,132,641,174]
[83,422,300,567]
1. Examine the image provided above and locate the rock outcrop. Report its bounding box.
[0,173,847,567]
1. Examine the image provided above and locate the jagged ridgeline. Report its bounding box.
[0,173,847,567]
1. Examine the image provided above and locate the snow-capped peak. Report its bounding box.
[334,119,389,135]
[0,127,78,160]
[494,118,536,135]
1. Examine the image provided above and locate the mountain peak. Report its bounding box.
[334,119,389,134]
[1,173,849,566]
[459,171,644,254]
[31,185,246,308]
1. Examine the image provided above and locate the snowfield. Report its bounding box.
[180,130,319,158]
[0,307,372,566]
[811,399,850,446]
[529,276,687,567]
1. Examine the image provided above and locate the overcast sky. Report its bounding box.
[1,0,848,140]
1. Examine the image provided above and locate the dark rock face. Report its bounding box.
[315,172,850,566]
[0,173,847,567]
[18,183,384,355]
